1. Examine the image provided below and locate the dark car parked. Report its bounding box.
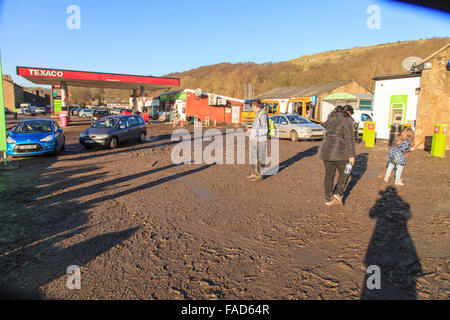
[79,115,147,149]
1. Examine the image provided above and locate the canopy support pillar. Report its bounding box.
[132,89,137,112]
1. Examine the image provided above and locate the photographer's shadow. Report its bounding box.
[361,186,422,300]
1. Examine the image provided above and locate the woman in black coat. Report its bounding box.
[319,105,356,205]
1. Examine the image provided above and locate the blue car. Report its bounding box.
[6,119,65,156]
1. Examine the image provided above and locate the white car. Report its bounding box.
[79,109,94,117]
[109,108,122,115]
[17,107,34,115]
[352,111,373,133]
[35,106,47,114]
[270,114,325,141]
[19,103,32,109]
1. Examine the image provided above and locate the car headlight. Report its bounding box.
[7,136,16,143]
[95,134,109,139]
[40,135,54,142]
[80,131,88,137]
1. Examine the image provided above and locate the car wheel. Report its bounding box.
[109,136,118,149]
[290,130,299,142]
[139,132,146,142]
[54,144,61,155]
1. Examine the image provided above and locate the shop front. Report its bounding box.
[321,92,374,122]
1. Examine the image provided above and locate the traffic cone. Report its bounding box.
[180,119,184,127]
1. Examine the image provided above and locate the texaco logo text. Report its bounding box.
[28,69,64,77]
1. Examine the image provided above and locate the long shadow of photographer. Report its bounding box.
[361,186,422,300]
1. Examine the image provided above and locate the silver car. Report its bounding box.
[270,114,325,141]
[79,109,93,117]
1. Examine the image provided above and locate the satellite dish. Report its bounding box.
[194,88,202,97]
[402,56,423,72]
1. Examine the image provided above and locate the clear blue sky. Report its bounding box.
[0,0,449,87]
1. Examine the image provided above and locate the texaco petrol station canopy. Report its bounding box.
[16,66,180,90]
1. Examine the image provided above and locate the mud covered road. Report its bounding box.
[1,116,448,299]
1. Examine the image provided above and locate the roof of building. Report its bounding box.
[158,88,245,103]
[253,80,353,99]
[158,89,195,96]
[372,72,422,81]
[323,92,373,100]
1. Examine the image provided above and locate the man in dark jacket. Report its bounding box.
[319,105,356,205]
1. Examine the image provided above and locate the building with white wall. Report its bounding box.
[372,73,421,140]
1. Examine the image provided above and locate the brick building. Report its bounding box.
[2,74,50,109]
[372,42,450,149]
[415,43,450,149]
[158,89,244,124]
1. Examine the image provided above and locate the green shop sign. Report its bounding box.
[324,92,356,100]
[160,92,187,101]
[54,99,62,113]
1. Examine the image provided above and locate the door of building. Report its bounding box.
[176,100,186,121]
[232,106,240,123]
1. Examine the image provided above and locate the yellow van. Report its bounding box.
[241,99,281,127]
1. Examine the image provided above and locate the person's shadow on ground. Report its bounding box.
[361,186,423,300]
[264,146,319,176]
[342,153,368,204]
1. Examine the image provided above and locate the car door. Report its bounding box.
[137,116,147,136]
[117,117,131,141]
[127,116,140,140]
[278,115,290,138]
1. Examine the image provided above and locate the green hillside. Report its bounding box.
[52,37,449,104]
[164,37,449,98]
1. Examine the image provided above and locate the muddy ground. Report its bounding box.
[0,115,448,300]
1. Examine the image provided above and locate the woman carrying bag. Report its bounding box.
[319,105,356,206]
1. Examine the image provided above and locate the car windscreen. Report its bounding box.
[92,118,118,128]
[14,120,53,133]
[243,103,253,112]
[286,115,311,124]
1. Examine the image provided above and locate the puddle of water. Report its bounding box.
[182,176,216,201]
